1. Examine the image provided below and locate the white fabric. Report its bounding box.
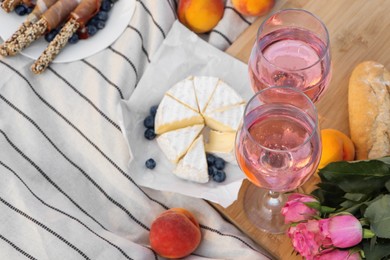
[0,0,270,259]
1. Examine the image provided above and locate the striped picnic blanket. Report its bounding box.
[0,1,271,259]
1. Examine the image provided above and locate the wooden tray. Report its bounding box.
[213,0,390,259]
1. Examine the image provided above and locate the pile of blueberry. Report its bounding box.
[14,4,33,16]
[144,105,158,169]
[207,153,226,183]
[40,0,117,43]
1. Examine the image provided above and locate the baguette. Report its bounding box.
[348,61,390,160]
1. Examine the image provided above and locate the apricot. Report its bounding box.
[318,129,355,169]
[178,0,224,33]
[232,0,275,16]
[149,208,201,258]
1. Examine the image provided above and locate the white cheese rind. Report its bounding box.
[155,95,204,134]
[166,78,199,112]
[173,135,209,183]
[204,80,245,114]
[204,104,245,132]
[193,76,219,112]
[157,124,204,163]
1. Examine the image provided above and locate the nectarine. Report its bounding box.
[178,0,224,33]
[232,0,274,17]
[149,208,201,258]
[318,129,355,169]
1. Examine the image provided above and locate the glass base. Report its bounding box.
[243,185,288,234]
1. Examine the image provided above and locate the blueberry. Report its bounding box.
[96,21,106,30]
[145,158,156,169]
[208,166,216,176]
[26,6,33,14]
[143,115,155,129]
[214,157,226,170]
[144,128,156,140]
[87,25,98,36]
[68,33,79,44]
[96,11,108,21]
[206,153,216,166]
[88,17,99,27]
[15,5,27,15]
[212,170,226,183]
[44,29,58,42]
[100,0,112,11]
[150,105,158,117]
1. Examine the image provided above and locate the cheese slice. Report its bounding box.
[204,80,245,114]
[205,130,236,163]
[204,104,245,132]
[193,76,219,112]
[155,95,204,134]
[166,78,199,112]
[173,135,209,183]
[157,124,204,163]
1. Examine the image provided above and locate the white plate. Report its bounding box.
[0,0,135,63]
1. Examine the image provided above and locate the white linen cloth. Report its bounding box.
[0,0,271,259]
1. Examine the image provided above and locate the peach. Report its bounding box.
[149,208,201,258]
[232,0,275,16]
[178,0,224,33]
[318,129,355,169]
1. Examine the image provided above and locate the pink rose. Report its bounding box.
[319,215,363,248]
[281,193,319,224]
[314,249,362,260]
[288,220,331,259]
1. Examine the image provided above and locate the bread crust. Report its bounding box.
[348,61,390,160]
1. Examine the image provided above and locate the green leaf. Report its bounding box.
[363,238,390,260]
[364,195,390,239]
[386,180,390,192]
[319,159,390,194]
[344,193,368,202]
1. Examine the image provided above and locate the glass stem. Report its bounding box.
[264,190,285,215]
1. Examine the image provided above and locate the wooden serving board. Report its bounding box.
[213,0,390,259]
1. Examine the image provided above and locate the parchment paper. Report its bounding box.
[118,21,254,207]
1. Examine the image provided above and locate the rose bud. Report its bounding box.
[319,215,363,248]
[281,193,320,224]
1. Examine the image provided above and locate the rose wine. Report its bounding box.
[236,104,321,192]
[248,28,331,102]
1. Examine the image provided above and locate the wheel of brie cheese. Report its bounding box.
[155,76,245,183]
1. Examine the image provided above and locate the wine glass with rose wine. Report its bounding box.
[248,9,331,103]
[235,86,321,234]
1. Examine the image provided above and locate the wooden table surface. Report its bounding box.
[213,0,390,259]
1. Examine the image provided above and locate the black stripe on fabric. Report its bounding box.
[0,95,150,232]
[0,129,106,231]
[0,196,91,260]
[127,25,151,63]
[0,161,139,260]
[199,224,260,253]
[136,0,166,38]
[0,60,168,211]
[225,6,252,25]
[166,0,177,19]
[210,29,233,45]
[108,46,139,83]
[0,61,264,252]
[47,67,121,131]
[0,234,37,260]
[80,60,124,99]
